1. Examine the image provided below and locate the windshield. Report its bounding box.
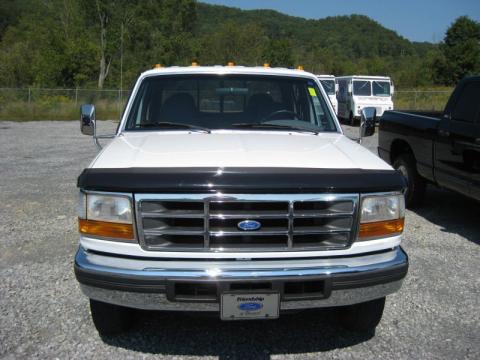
[125,75,337,132]
[372,81,391,96]
[353,80,371,96]
[319,80,335,95]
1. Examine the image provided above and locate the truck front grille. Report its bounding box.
[135,194,359,251]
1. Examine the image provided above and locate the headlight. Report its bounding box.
[358,194,405,240]
[78,192,134,240]
[87,194,132,223]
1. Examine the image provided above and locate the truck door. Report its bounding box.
[470,113,480,200]
[337,80,347,118]
[435,79,480,198]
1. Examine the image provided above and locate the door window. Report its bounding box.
[452,81,480,123]
[353,81,371,96]
[372,81,391,96]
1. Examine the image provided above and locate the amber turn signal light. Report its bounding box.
[359,218,404,239]
[79,219,134,240]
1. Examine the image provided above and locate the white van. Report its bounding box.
[316,75,338,115]
[336,76,394,125]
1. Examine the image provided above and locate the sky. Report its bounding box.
[202,0,480,43]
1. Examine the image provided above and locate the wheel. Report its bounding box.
[338,297,385,332]
[89,299,133,335]
[349,111,355,126]
[393,153,426,208]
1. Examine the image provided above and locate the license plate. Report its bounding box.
[220,293,280,320]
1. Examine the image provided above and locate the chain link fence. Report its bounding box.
[0,87,452,121]
[393,90,452,112]
[0,88,131,121]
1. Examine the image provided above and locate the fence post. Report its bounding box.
[414,90,417,110]
[28,87,31,105]
[75,87,78,106]
[118,89,121,115]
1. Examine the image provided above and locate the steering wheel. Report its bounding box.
[263,109,300,121]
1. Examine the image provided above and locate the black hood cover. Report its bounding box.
[78,167,406,194]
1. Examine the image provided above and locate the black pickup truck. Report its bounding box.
[378,76,480,207]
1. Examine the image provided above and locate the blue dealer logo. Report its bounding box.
[239,302,263,311]
[237,220,262,231]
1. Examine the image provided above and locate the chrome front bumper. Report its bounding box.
[75,246,408,311]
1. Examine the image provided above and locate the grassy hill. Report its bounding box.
[0,0,441,90]
[193,3,438,86]
[196,3,418,58]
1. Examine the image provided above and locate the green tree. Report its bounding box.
[198,21,266,65]
[124,0,196,81]
[263,38,294,68]
[81,0,139,88]
[434,16,480,85]
[0,0,97,87]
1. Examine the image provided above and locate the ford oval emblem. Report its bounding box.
[239,302,263,311]
[237,220,261,231]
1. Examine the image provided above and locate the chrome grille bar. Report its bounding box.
[204,201,210,248]
[135,193,359,252]
[210,230,288,236]
[287,201,294,249]
[209,213,288,219]
[141,211,204,218]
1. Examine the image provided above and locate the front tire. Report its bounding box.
[338,297,385,332]
[393,153,426,208]
[90,299,133,335]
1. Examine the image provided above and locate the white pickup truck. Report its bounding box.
[75,65,408,335]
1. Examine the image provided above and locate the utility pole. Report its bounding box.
[120,22,124,103]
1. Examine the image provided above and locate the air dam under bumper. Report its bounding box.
[75,247,408,311]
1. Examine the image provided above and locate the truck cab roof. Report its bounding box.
[336,75,392,81]
[141,65,318,79]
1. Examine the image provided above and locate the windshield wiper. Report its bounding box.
[231,123,318,134]
[138,122,211,133]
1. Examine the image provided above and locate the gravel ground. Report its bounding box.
[0,120,479,359]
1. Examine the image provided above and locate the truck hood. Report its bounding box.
[90,131,391,171]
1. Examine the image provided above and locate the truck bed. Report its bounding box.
[378,110,440,183]
[394,110,442,119]
[379,110,440,132]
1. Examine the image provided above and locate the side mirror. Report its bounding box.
[391,84,395,95]
[347,83,352,95]
[360,107,376,140]
[335,83,339,93]
[80,104,95,136]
